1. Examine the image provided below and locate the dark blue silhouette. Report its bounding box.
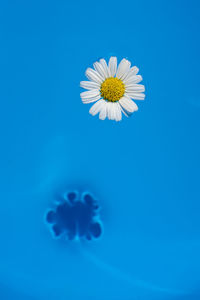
[45,191,102,240]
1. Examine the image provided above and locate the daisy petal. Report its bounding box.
[120,106,129,117]
[126,84,145,93]
[81,95,101,104]
[108,56,117,77]
[99,59,111,78]
[115,102,122,121]
[89,99,105,116]
[107,102,113,120]
[123,66,139,83]
[80,89,100,99]
[80,89,101,104]
[124,75,143,85]
[80,81,100,90]
[119,96,138,113]
[106,102,121,121]
[110,103,116,120]
[129,66,139,75]
[99,101,107,120]
[125,92,145,100]
[116,59,131,79]
[93,62,107,80]
[86,68,104,84]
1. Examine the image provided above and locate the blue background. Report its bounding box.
[0,0,200,299]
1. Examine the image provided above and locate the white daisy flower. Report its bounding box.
[80,57,145,121]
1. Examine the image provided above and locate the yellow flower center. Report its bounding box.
[100,77,125,102]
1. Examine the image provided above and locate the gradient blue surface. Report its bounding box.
[0,0,200,299]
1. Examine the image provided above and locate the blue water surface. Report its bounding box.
[0,0,200,299]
